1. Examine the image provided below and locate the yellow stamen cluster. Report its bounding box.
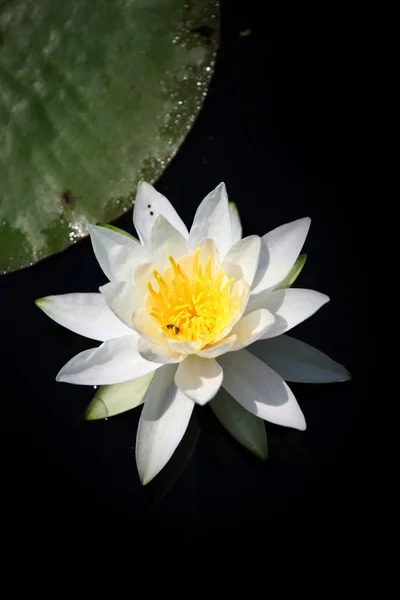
[146,248,241,346]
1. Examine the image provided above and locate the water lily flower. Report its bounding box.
[36,182,350,484]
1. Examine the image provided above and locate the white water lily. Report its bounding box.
[36,181,350,484]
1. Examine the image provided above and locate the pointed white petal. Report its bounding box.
[230,309,275,351]
[197,335,237,358]
[247,289,329,338]
[85,372,155,420]
[250,335,351,383]
[36,293,132,342]
[136,364,194,485]
[189,182,232,259]
[222,235,261,287]
[133,182,189,246]
[218,350,306,430]
[150,215,189,268]
[210,388,268,460]
[100,280,138,329]
[252,217,311,294]
[175,355,223,405]
[137,337,183,364]
[56,335,159,385]
[229,201,242,244]
[88,224,148,282]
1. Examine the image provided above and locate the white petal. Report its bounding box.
[229,202,242,244]
[100,280,138,329]
[137,337,183,364]
[197,335,237,358]
[189,182,232,259]
[210,388,268,460]
[150,215,189,268]
[197,237,221,269]
[85,372,155,420]
[222,235,261,287]
[252,217,311,294]
[230,309,275,351]
[134,261,155,304]
[175,355,223,405]
[218,350,306,430]
[133,181,189,246]
[136,364,194,485]
[88,224,148,282]
[249,334,351,383]
[132,308,165,344]
[167,339,203,355]
[56,335,159,385]
[36,293,132,342]
[247,288,329,338]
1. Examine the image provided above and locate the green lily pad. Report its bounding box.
[0,0,219,273]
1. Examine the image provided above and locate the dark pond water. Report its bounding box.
[1,1,389,557]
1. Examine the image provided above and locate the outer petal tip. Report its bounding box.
[290,409,307,432]
[321,292,330,303]
[85,398,108,420]
[55,370,65,383]
[330,362,352,383]
[35,297,46,308]
[56,362,74,383]
[255,442,268,460]
[297,216,311,231]
[292,402,307,431]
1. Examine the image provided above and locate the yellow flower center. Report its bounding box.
[146,248,242,346]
